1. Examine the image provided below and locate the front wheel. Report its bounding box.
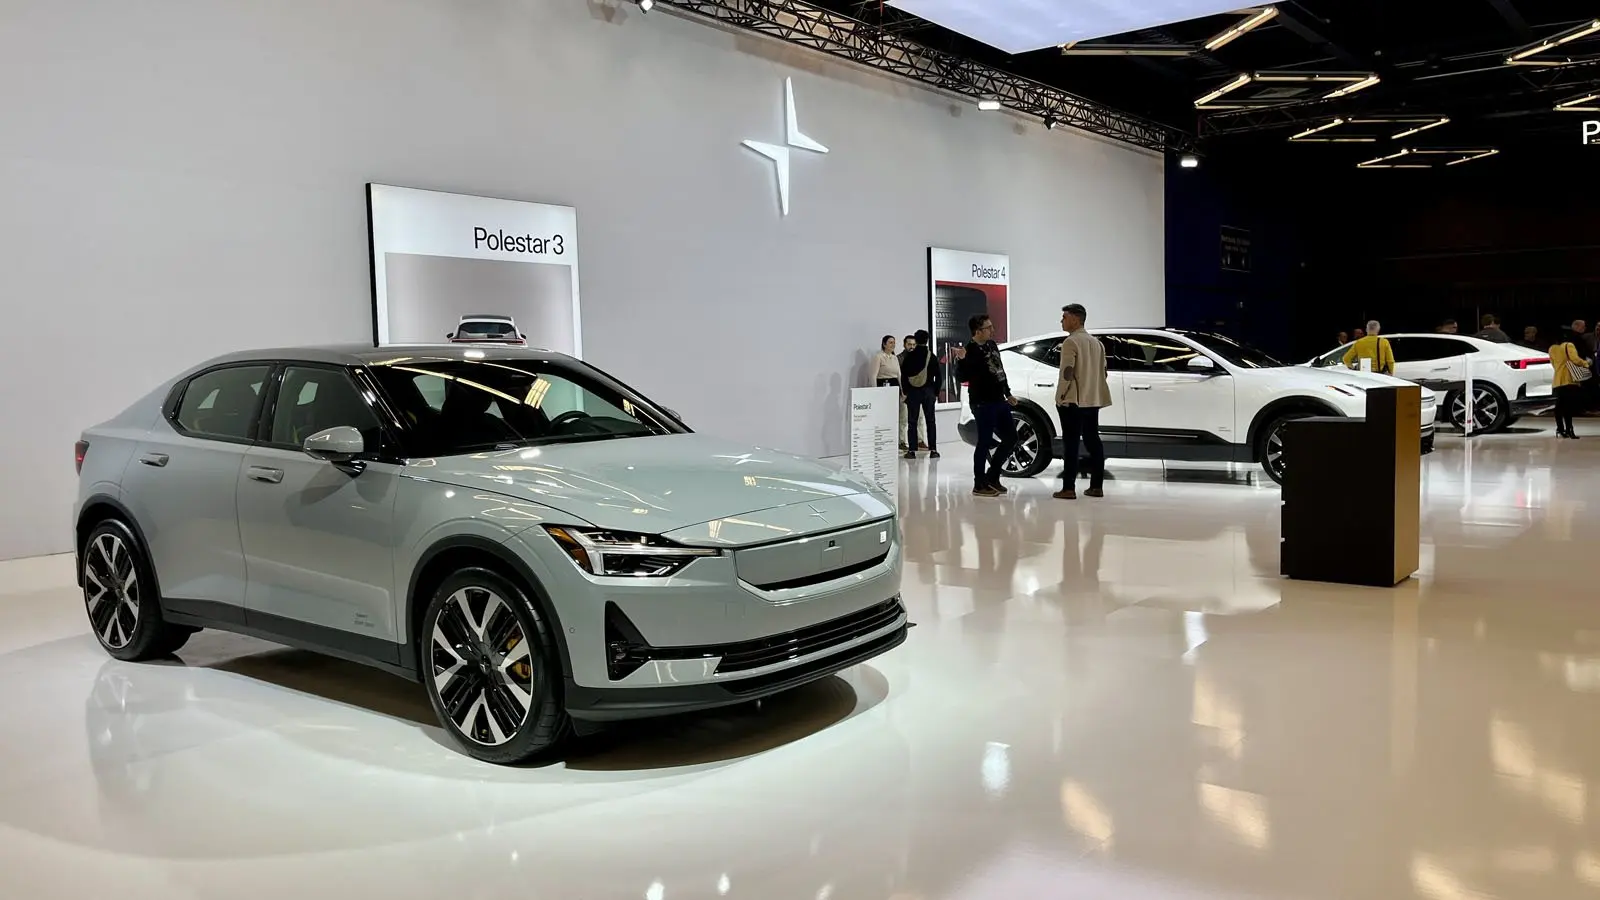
[997,408,1053,479]
[421,568,569,764]
[1257,413,1311,486]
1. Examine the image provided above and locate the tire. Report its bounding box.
[1446,383,1509,434]
[81,519,195,661]
[1256,412,1312,486]
[997,407,1053,479]
[421,567,570,764]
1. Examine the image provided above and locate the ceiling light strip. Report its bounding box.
[1506,19,1600,65]
[1203,7,1278,51]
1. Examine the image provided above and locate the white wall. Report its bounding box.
[0,0,1164,560]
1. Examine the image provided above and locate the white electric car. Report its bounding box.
[959,329,1435,485]
[1309,333,1553,433]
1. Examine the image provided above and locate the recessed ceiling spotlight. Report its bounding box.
[977,98,1002,111]
[639,0,654,10]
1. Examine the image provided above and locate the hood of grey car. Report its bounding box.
[407,433,892,542]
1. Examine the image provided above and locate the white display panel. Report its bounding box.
[848,387,901,504]
[889,0,1254,54]
[367,184,582,355]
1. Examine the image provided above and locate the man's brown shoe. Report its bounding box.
[1084,488,1104,498]
[1052,489,1077,500]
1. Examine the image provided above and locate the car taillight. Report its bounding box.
[1507,358,1549,369]
[74,440,89,475]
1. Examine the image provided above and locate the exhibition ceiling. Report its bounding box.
[765,0,1600,168]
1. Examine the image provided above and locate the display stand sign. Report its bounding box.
[848,387,900,504]
[927,247,1010,410]
[367,184,582,356]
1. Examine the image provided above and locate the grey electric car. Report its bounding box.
[74,345,906,763]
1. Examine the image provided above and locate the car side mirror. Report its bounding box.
[303,426,365,464]
[520,333,528,339]
[445,332,455,339]
[1187,356,1217,373]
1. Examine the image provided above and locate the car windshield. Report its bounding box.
[368,357,674,456]
[458,320,516,337]
[1181,332,1286,369]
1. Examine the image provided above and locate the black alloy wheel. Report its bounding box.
[997,408,1052,479]
[82,519,194,661]
[1448,384,1507,434]
[422,568,568,764]
[1259,413,1311,486]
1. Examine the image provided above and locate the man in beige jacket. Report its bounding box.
[1054,303,1112,500]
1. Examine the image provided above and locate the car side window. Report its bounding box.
[269,366,382,449]
[1390,337,1470,363]
[1118,334,1201,373]
[1099,336,1136,372]
[174,365,271,442]
[1008,338,1064,369]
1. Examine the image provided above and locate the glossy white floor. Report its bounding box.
[3,422,1599,900]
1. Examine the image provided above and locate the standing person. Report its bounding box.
[1438,319,1458,334]
[1575,320,1597,411]
[954,315,1017,498]
[1521,325,1546,351]
[1053,304,1111,501]
[874,335,905,450]
[1352,326,1366,342]
[1343,320,1395,375]
[1335,331,1350,348]
[1550,327,1591,439]
[901,329,940,459]
[1475,314,1511,343]
[899,334,928,451]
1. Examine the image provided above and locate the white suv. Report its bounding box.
[1309,333,1553,433]
[959,329,1436,485]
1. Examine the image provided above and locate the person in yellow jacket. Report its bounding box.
[1343,319,1395,376]
[1550,327,1592,439]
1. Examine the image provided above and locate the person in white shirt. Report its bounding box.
[1054,303,1112,500]
[874,335,907,449]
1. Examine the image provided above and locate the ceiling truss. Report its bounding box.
[655,0,1194,153]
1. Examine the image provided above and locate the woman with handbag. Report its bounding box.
[1550,327,1592,439]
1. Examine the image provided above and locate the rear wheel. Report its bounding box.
[997,407,1052,479]
[1447,383,1509,434]
[82,520,195,661]
[421,568,570,764]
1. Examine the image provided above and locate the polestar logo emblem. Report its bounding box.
[742,77,829,216]
[807,505,829,522]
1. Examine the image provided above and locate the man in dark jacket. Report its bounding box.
[955,314,1017,497]
[1475,314,1511,343]
[901,329,940,459]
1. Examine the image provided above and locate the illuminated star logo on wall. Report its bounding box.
[742,77,829,216]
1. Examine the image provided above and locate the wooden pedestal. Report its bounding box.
[1280,386,1422,587]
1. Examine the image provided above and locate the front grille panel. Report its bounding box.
[748,551,891,592]
[714,598,903,674]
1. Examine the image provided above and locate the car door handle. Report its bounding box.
[1034,382,1055,388]
[1429,366,1450,372]
[247,466,284,484]
[138,452,169,467]
[1130,385,1152,391]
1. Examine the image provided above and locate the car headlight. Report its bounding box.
[544,526,721,577]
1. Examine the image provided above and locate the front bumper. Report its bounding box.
[566,599,908,722]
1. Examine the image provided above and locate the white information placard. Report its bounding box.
[848,387,900,504]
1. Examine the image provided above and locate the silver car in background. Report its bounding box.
[74,345,906,764]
